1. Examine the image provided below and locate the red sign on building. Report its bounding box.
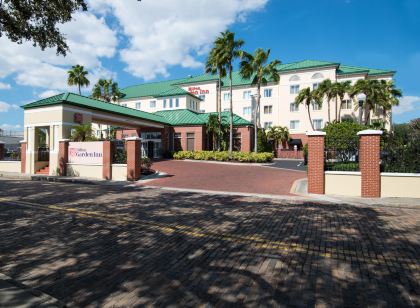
[188,87,209,95]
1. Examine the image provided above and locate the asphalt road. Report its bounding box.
[264,158,307,171]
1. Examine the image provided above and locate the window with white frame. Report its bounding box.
[264,122,273,129]
[311,72,324,79]
[290,85,300,94]
[341,99,352,110]
[289,75,300,82]
[150,100,156,108]
[243,90,252,99]
[175,98,179,108]
[135,102,141,109]
[312,101,322,110]
[198,95,205,100]
[290,120,300,130]
[264,105,272,114]
[313,119,323,130]
[243,106,252,115]
[290,102,299,112]
[264,88,272,97]
[169,98,173,108]
[163,99,167,108]
[313,83,320,90]
[223,93,230,101]
[121,103,127,107]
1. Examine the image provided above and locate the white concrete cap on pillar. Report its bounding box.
[58,139,71,142]
[306,131,326,136]
[0,141,5,144]
[357,130,383,136]
[124,137,142,141]
[19,140,27,143]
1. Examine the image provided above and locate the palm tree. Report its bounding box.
[295,87,321,131]
[315,79,334,123]
[67,65,90,95]
[335,81,352,121]
[239,48,280,152]
[214,30,244,153]
[70,124,96,141]
[206,114,220,150]
[205,47,226,151]
[378,80,402,125]
[267,126,289,155]
[92,79,122,103]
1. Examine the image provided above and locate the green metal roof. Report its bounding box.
[155,109,251,126]
[337,64,394,76]
[22,92,169,124]
[280,60,339,72]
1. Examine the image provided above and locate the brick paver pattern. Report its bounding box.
[0,179,419,307]
[143,160,306,196]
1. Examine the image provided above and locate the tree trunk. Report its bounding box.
[338,99,342,122]
[78,84,81,95]
[335,96,338,121]
[327,101,331,123]
[217,75,221,151]
[307,104,315,130]
[364,104,370,125]
[254,83,261,153]
[229,69,233,153]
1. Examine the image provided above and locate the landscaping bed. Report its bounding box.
[173,151,274,163]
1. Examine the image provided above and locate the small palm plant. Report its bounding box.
[67,65,90,95]
[295,87,321,131]
[206,114,221,151]
[70,124,96,141]
[267,126,289,155]
[92,79,122,103]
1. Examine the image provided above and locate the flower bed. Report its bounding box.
[173,151,274,163]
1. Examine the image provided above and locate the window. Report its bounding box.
[135,102,141,110]
[223,93,230,101]
[312,101,322,110]
[121,103,127,107]
[169,98,173,108]
[199,95,205,100]
[175,98,179,108]
[264,122,273,129]
[313,83,320,90]
[341,99,352,110]
[243,106,252,115]
[187,133,195,151]
[200,109,205,113]
[290,102,299,112]
[264,105,272,114]
[150,100,156,108]
[313,119,323,130]
[243,90,252,99]
[290,120,300,130]
[224,108,230,112]
[163,99,167,109]
[311,72,324,79]
[289,75,300,82]
[264,88,272,97]
[290,85,300,94]
[174,133,182,151]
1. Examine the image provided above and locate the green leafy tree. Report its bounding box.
[92,79,122,103]
[206,114,220,150]
[336,81,352,121]
[67,64,90,95]
[239,48,280,152]
[0,0,87,55]
[213,30,244,153]
[70,123,96,141]
[266,126,289,154]
[206,46,226,150]
[295,87,321,131]
[315,79,334,123]
[257,129,271,152]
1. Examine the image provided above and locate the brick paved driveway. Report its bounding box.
[144,160,306,195]
[0,179,419,307]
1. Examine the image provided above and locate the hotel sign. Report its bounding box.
[188,87,209,95]
[68,142,103,164]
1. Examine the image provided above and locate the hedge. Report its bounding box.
[173,151,274,163]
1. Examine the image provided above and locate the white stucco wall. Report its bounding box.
[67,163,103,179]
[325,171,361,197]
[112,164,127,181]
[0,161,21,174]
[381,173,420,198]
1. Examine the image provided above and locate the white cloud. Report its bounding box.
[0,124,21,130]
[0,82,11,90]
[38,90,62,99]
[88,0,268,80]
[393,96,420,115]
[0,101,19,112]
[0,11,117,92]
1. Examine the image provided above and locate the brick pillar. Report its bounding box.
[103,140,113,180]
[0,142,4,160]
[358,130,382,198]
[58,139,69,176]
[306,131,326,194]
[126,137,142,181]
[20,141,26,173]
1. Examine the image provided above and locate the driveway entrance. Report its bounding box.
[143,160,306,196]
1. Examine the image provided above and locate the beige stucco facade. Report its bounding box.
[111,164,128,181]
[325,171,362,197]
[0,161,21,174]
[381,173,420,198]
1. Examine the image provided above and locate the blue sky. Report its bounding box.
[0,0,419,132]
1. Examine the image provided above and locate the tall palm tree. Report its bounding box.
[315,79,334,123]
[214,30,244,153]
[92,79,122,103]
[205,47,226,151]
[378,80,402,122]
[206,114,220,150]
[239,48,280,152]
[295,87,321,131]
[335,80,352,121]
[67,65,90,95]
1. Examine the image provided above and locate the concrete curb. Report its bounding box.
[290,178,308,195]
[0,273,64,307]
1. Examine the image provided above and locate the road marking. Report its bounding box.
[0,197,418,270]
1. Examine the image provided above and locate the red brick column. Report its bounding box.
[237,126,252,152]
[58,139,69,176]
[306,131,326,194]
[358,130,382,198]
[103,140,113,180]
[0,142,4,160]
[20,141,27,173]
[126,137,141,181]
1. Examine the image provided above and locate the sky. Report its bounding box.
[0,0,419,133]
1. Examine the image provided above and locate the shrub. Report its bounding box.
[141,157,153,171]
[172,151,274,163]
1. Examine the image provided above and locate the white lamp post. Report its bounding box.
[357,93,366,125]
